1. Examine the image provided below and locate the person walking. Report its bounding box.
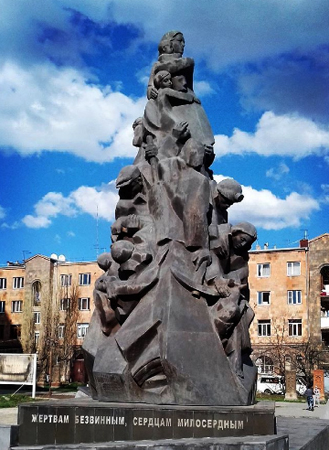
[305,385,314,411]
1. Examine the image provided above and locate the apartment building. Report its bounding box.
[249,234,329,375]
[0,254,102,383]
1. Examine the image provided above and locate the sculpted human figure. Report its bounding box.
[144,31,214,151]
[209,222,257,378]
[147,31,193,100]
[209,178,244,252]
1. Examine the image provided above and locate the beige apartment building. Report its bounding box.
[0,233,329,383]
[0,254,102,383]
[249,234,329,375]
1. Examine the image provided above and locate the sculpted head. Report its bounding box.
[116,165,143,198]
[216,178,244,210]
[158,31,185,56]
[231,222,257,253]
[172,74,188,92]
[132,117,144,147]
[154,70,172,90]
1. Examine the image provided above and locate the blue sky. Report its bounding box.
[0,0,329,264]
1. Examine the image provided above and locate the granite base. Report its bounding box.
[17,399,276,447]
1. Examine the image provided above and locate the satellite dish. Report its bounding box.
[50,253,58,260]
[58,254,66,262]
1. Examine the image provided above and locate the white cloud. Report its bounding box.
[194,81,215,97]
[213,174,319,230]
[34,192,76,219]
[71,183,118,221]
[0,62,145,162]
[22,215,51,229]
[22,182,118,229]
[266,163,290,180]
[215,111,329,158]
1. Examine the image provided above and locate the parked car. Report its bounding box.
[257,375,284,395]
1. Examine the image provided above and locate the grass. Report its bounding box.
[256,393,306,403]
[0,394,39,408]
[0,382,81,408]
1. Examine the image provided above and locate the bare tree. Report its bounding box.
[255,316,325,386]
[288,339,325,385]
[36,285,59,389]
[20,292,35,354]
[57,284,80,383]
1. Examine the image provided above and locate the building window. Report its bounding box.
[257,292,271,305]
[78,297,90,311]
[288,319,302,337]
[0,278,7,289]
[258,320,271,336]
[257,263,271,277]
[11,300,22,313]
[60,274,72,287]
[0,301,5,313]
[58,324,65,339]
[13,277,24,289]
[60,298,70,311]
[288,290,302,305]
[77,323,89,338]
[32,281,41,305]
[255,356,274,374]
[33,312,41,325]
[10,325,21,339]
[34,332,40,346]
[79,273,91,286]
[0,325,4,340]
[287,262,301,277]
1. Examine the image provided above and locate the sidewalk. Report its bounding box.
[275,399,329,420]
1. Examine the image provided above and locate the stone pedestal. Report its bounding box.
[313,368,325,402]
[285,370,298,401]
[17,399,277,447]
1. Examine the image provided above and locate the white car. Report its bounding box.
[257,374,307,395]
[257,375,284,395]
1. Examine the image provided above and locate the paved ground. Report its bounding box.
[275,399,329,420]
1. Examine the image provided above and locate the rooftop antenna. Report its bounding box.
[22,250,31,262]
[302,229,308,240]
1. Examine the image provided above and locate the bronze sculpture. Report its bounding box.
[83,31,257,406]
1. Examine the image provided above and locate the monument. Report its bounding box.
[15,31,287,449]
[82,30,258,407]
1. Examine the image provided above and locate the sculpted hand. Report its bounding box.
[193,249,212,271]
[148,87,158,100]
[142,141,158,162]
[173,121,190,140]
